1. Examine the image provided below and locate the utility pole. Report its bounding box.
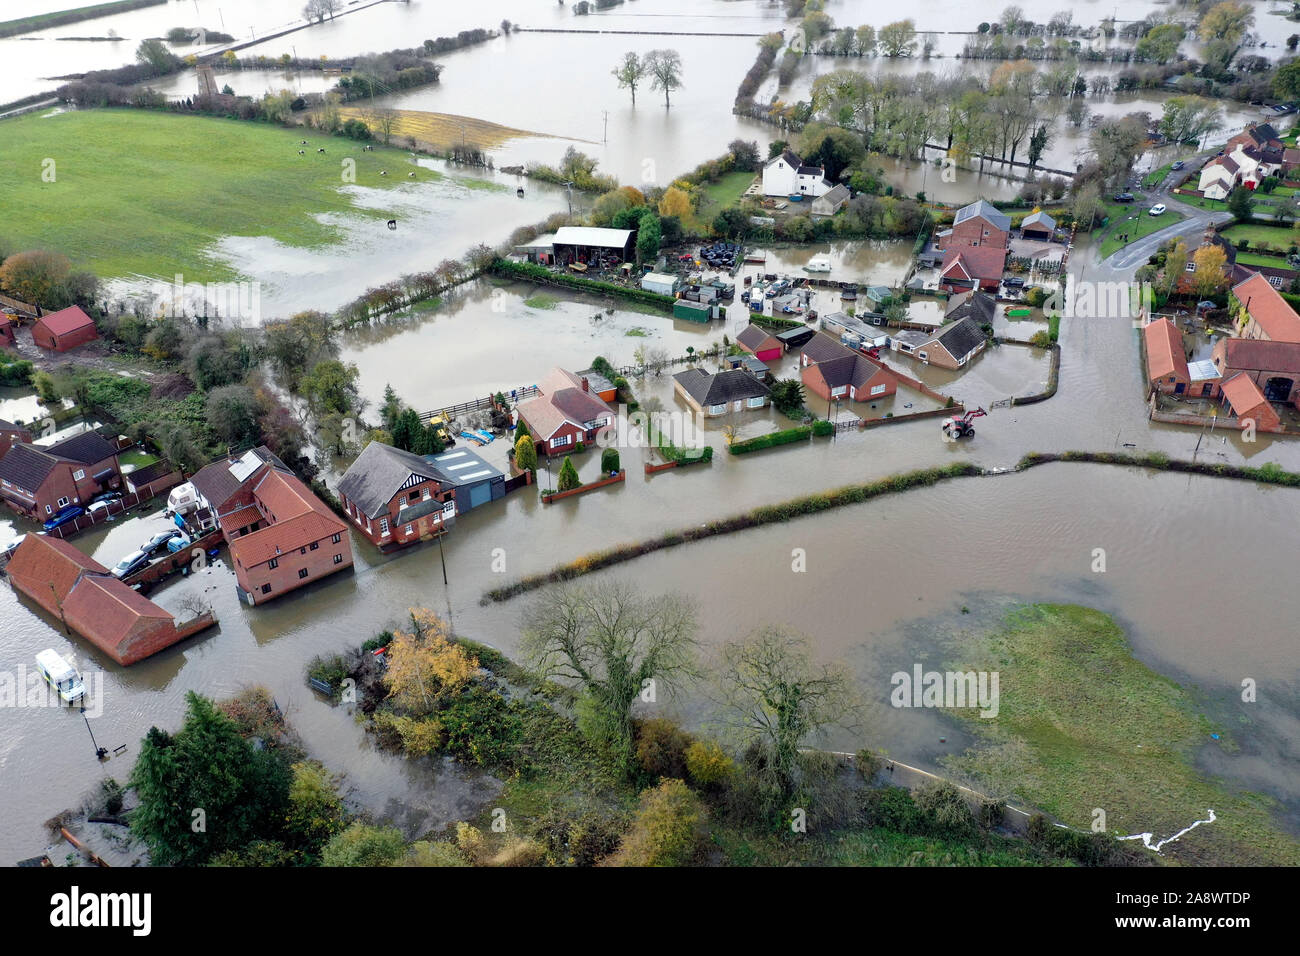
[563,180,574,216]
[82,707,107,760]
[602,110,609,143]
[436,528,448,585]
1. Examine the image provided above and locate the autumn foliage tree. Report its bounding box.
[657,185,693,221]
[1192,244,1230,299]
[383,608,479,715]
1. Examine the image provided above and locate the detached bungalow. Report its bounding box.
[911,318,989,370]
[0,429,121,520]
[799,332,898,402]
[338,441,457,549]
[736,323,784,363]
[32,306,98,353]
[515,367,615,456]
[5,534,215,665]
[944,290,996,326]
[673,367,771,417]
[1220,373,1282,431]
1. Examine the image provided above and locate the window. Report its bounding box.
[1185,261,1196,273]
[331,533,341,544]
[310,541,319,551]
[551,433,572,448]
[832,386,847,398]
[870,384,887,396]
[1269,275,1284,289]
[45,505,52,515]
[57,496,70,508]
[404,524,413,536]
[918,351,928,362]
[442,501,456,518]
[379,518,389,536]
[268,558,278,569]
[260,584,271,595]
[747,396,765,408]
[708,403,726,415]
[298,568,309,580]
[300,547,306,555]
[409,491,420,504]
[72,469,85,481]
[423,488,432,500]
[333,554,343,565]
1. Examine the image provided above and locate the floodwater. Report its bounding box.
[4,0,1300,862]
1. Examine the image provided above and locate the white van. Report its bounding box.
[35,649,85,704]
[167,482,199,515]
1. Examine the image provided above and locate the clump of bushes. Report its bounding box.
[811,419,834,436]
[729,425,813,454]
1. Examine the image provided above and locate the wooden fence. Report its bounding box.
[0,292,38,318]
[44,489,153,539]
[122,528,225,591]
[421,387,537,425]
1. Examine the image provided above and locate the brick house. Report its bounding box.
[911,318,989,370]
[0,419,33,459]
[0,315,15,348]
[672,367,771,417]
[1211,337,1300,405]
[5,534,216,665]
[736,323,784,363]
[938,244,1008,294]
[337,441,457,550]
[31,305,98,352]
[1220,372,1282,431]
[935,200,1012,252]
[1144,317,1191,394]
[1232,273,1300,343]
[799,332,898,402]
[515,367,615,456]
[0,430,121,520]
[189,446,352,604]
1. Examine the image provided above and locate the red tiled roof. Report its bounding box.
[5,534,107,607]
[226,469,345,568]
[64,575,170,647]
[940,244,1007,282]
[1220,372,1270,415]
[1217,338,1300,375]
[221,504,264,530]
[1144,318,1188,381]
[1233,273,1300,343]
[34,305,95,337]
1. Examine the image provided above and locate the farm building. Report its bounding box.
[736,323,784,362]
[0,315,14,348]
[1211,337,1300,404]
[673,367,771,417]
[31,306,98,352]
[5,533,216,666]
[1220,373,1282,431]
[1233,273,1300,343]
[427,446,506,512]
[641,272,680,296]
[515,232,559,265]
[550,227,635,266]
[674,299,713,322]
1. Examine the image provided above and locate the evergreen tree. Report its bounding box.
[557,456,581,492]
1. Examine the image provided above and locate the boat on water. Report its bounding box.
[803,255,831,273]
[34,649,85,704]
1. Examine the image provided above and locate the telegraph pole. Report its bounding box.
[602,110,609,143]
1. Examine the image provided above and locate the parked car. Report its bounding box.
[2,535,26,559]
[165,533,193,554]
[42,505,84,531]
[89,490,123,505]
[141,528,183,555]
[86,500,116,521]
[1149,203,1167,216]
[1002,276,1026,288]
[111,549,152,579]
[1171,160,1186,171]
[1113,193,1135,203]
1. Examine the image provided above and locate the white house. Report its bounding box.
[811,183,850,217]
[762,149,834,199]
[1197,157,1239,201]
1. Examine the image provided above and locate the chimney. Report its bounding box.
[581,376,589,392]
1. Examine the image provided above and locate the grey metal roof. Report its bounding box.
[428,446,504,487]
[338,441,452,520]
[673,368,770,406]
[954,199,1011,233]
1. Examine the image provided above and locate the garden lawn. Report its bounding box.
[1221,223,1297,246]
[943,604,1300,866]
[1234,250,1293,268]
[0,108,442,281]
[699,170,755,211]
[1098,209,1183,259]
[1143,162,1173,188]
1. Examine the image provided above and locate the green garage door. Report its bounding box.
[469,482,491,509]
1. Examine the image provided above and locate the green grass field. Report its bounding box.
[1099,208,1183,259]
[0,109,445,281]
[1143,162,1174,189]
[944,604,1300,866]
[1234,250,1292,268]
[699,170,754,211]
[1221,222,1297,246]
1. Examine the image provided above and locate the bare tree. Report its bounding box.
[644,49,684,108]
[521,581,700,773]
[714,627,859,798]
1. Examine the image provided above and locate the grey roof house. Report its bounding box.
[673,367,772,417]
